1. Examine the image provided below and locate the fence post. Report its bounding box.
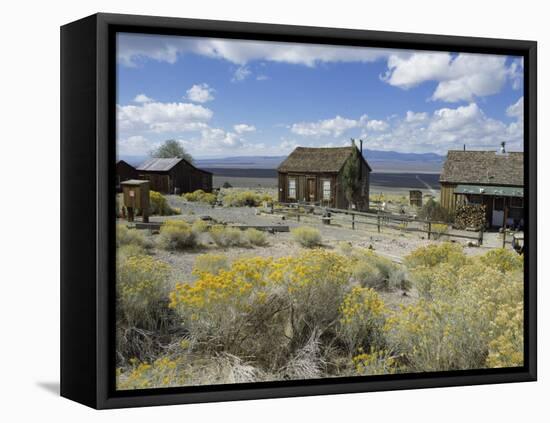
[427,221,431,240]
[377,214,381,233]
[352,213,355,230]
[479,226,484,246]
[297,213,300,222]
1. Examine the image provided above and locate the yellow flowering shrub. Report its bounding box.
[391,248,524,371]
[183,190,217,205]
[149,190,176,216]
[291,226,322,248]
[159,220,197,250]
[191,219,209,234]
[339,287,387,352]
[117,356,185,390]
[221,190,273,207]
[479,248,523,273]
[404,242,467,270]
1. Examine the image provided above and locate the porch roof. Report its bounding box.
[454,184,524,198]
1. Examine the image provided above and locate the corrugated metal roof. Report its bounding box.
[440,151,523,186]
[136,158,183,171]
[454,184,524,197]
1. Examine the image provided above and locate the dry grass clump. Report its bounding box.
[244,228,268,246]
[291,226,322,248]
[351,249,409,291]
[209,226,247,247]
[116,224,153,250]
[431,223,449,240]
[159,220,197,250]
[221,190,273,207]
[192,254,230,276]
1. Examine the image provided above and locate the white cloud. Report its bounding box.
[233,124,256,134]
[366,120,389,131]
[361,103,523,154]
[291,115,361,137]
[117,33,393,68]
[506,96,524,120]
[133,93,155,103]
[383,52,514,102]
[117,101,213,133]
[291,114,389,138]
[256,75,270,81]
[118,135,159,156]
[232,66,251,82]
[405,111,428,123]
[186,83,215,103]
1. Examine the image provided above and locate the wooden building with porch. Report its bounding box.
[439,150,524,228]
[277,146,371,210]
[136,157,212,194]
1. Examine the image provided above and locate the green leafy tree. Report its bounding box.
[151,139,194,163]
[341,139,361,207]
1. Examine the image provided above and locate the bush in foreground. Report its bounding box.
[159,220,197,250]
[291,226,322,248]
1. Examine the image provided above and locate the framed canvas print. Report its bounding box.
[61,13,537,409]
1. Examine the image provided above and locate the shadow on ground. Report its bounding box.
[36,381,60,396]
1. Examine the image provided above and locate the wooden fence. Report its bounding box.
[272,203,485,245]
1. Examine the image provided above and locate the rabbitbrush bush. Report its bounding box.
[244,228,268,246]
[192,254,230,276]
[159,220,197,250]
[183,189,217,205]
[390,246,525,372]
[209,226,248,247]
[149,190,176,216]
[291,226,322,248]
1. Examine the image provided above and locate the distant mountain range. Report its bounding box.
[120,149,445,174]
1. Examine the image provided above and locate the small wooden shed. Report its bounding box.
[136,157,212,194]
[277,146,371,210]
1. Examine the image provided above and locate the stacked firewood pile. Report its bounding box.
[454,204,486,229]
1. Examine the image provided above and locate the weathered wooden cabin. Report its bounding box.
[440,149,524,228]
[136,157,212,194]
[116,160,138,192]
[277,146,371,210]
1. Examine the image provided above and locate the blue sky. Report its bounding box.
[116,33,524,159]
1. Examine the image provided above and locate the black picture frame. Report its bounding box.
[61,12,537,409]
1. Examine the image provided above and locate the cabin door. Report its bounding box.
[306,178,316,203]
[492,197,505,227]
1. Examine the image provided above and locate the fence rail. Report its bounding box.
[272,202,485,245]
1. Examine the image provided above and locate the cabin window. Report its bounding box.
[322,180,331,200]
[510,197,523,208]
[494,197,505,211]
[288,178,296,199]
